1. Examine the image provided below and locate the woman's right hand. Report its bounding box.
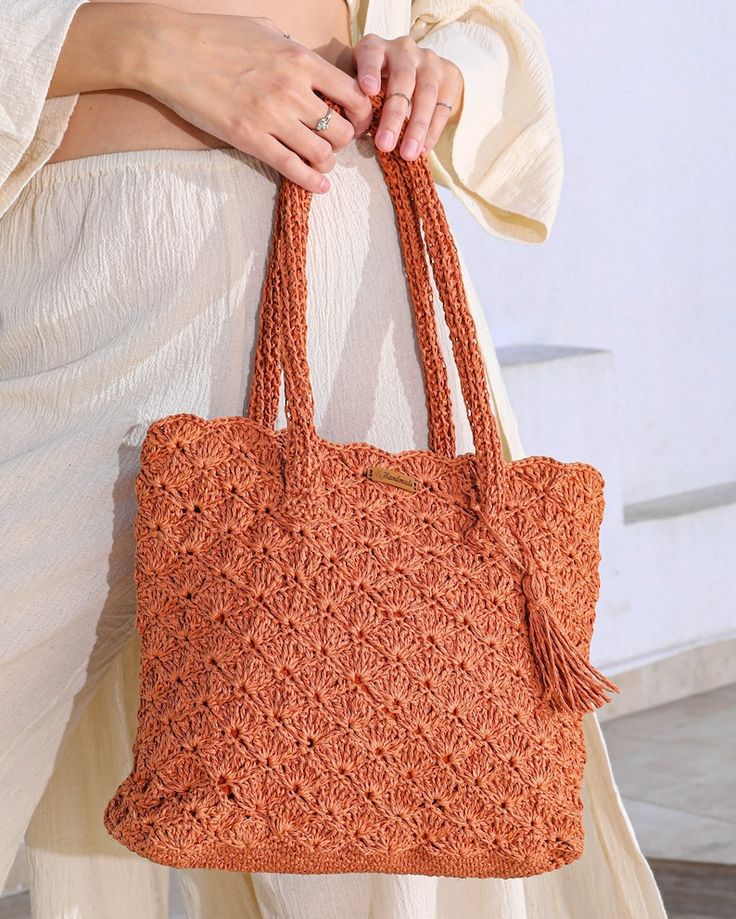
[50,3,374,191]
[134,6,374,192]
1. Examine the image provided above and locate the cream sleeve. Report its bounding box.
[0,0,89,218]
[410,0,563,243]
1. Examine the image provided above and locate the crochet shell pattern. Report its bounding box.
[103,94,620,878]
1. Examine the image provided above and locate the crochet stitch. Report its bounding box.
[103,93,620,878]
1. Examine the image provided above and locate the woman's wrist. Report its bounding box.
[48,2,175,98]
[121,3,184,96]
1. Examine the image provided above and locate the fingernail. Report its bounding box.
[319,177,330,192]
[402,139,419,158]
[361,75,380,93]
[376,130,394,149]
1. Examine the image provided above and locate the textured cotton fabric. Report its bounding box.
[0,1,665,916]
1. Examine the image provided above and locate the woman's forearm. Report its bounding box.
[47,2,168,97]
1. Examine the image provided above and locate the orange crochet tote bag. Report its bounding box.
[104,94,620,878]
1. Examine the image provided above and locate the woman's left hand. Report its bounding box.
[352,33,464,160]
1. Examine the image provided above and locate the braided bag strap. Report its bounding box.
[247,97,457,459]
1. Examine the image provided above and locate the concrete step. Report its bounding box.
[615,482,736,668]
[496,344,736,673]
[497,344,629,667]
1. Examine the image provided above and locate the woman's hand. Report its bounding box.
[52,3,374,192]
[352,34,464,161]
[131,6,374,192]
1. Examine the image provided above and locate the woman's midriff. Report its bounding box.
[47,0,353,163]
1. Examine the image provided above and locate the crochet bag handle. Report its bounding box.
[247,97,457,459]
[252,92,507,529]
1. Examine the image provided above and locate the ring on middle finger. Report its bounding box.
[313,105,333,134]
[386,91,412,107]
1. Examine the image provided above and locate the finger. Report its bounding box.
[301,92,355,151]
[423,62,463,153]
[251,134,331,193]
[277,40,372,134]
[422,101,453,156]
[353,33,386,95]
[275,118,338,175]
[309,57,374,135]
[399,60,441,160]
[374,60,418,151]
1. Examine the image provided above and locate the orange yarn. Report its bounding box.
[103,93,620,878]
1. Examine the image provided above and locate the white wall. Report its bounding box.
[438,1,736,670]
[441,0,736,505]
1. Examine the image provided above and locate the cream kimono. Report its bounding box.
[0,1,666,916]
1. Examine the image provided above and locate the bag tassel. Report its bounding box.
[521,567,621,714]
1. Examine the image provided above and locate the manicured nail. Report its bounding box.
[319,177,330,192]
[402,139,419,158]
[361,75,380,93]
[376,130,394,149]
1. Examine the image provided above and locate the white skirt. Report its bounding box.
[0,139,665,917]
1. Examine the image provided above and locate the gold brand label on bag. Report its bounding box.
[365,465,418,492]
